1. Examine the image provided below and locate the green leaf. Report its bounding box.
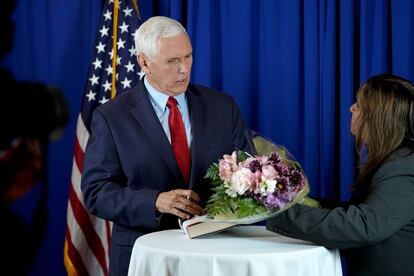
[206,191,270,220]
[236,150,250,162]
[204,163,219,180]
[233,197,267,218]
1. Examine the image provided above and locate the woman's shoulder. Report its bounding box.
[374,147,414,180]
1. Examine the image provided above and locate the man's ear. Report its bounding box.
[137,54,150,74]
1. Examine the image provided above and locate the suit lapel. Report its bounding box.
[127,81,184,184]
[187,86,206,190]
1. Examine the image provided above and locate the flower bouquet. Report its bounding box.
[180,134,315,238]
[205,147,309,223]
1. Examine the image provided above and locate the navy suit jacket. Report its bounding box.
[81,79,255,276]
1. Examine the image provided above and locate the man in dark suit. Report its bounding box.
[81,16,255,276]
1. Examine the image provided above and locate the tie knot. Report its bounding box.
[166,97,178,109]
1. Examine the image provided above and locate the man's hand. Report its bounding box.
[155,189,205,219]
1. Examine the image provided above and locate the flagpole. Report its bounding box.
[111,0,119,99]
[132,0,140,18]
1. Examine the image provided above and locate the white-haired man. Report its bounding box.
[81,16,255,275]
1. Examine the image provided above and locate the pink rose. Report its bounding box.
[240,157,255,168]
[262,165,278,180]
[251,171,262,193]
[218,151,238,181]
[257,156,269,165]
[230,168,253,195]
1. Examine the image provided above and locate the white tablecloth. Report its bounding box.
[128,225,342,276]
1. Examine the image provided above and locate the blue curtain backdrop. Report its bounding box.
[2,0,414,275]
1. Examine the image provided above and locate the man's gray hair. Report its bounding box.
[134,16,187,58]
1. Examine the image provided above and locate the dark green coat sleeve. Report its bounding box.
[266,154,414,249]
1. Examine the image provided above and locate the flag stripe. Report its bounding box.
[71,160,111,258]
[71,158,85,207]
[74,137,85,174]
[71,116,111,276]
[106,220,112,254]
[69,183,109,275]
[76,115,90,152]
[67,202,104,276]
[65,226,88,276]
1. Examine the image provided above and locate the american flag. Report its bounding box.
[64,0,142,275]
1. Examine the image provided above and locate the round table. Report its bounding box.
[127,225,342,276]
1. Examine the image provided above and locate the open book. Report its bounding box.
[179,215,238,239]
[178,212,273,239]
[178,195,320,239]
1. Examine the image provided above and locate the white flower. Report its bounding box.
[230,168,253,195]
[258,179,277,195]
[265,179,277,193]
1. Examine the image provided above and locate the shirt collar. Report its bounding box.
[144,77,187,110]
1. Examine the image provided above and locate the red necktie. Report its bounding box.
[166,97,190,183]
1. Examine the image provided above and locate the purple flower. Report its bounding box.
[263,193,287,209]
[290,170,305,187]
[248,159,261,173]
[262,193,280,208]
[276,176,289,192]
[268,152,281,165]
[275,163,290,176]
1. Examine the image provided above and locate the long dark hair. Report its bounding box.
[353,74,414,191]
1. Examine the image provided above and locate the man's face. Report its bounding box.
[140,33,193,96]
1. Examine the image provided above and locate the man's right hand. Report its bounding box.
[155,189,205,219]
